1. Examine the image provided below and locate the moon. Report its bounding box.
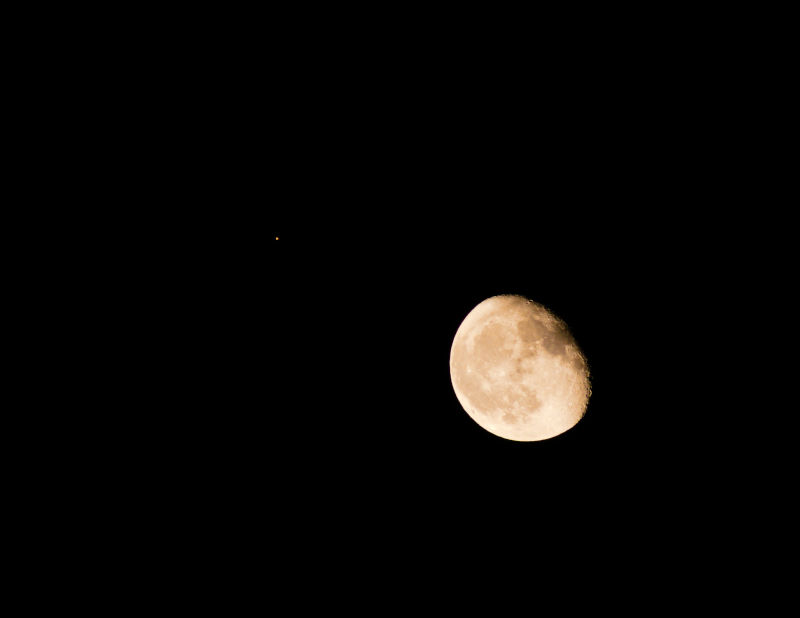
[450,295,591,441]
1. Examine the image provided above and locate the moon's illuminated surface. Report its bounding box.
[450,295,591,441]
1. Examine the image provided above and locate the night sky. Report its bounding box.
[32,7,791,610]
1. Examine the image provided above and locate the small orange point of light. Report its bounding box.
[275,236,279,240]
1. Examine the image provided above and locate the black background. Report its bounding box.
[36,12,793,606]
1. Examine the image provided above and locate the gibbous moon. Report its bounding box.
[450,295,590,441]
